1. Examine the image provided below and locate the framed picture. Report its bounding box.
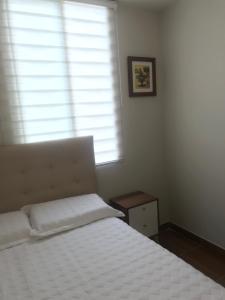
[127,56,157,97]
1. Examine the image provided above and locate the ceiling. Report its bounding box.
[119,0,176,11]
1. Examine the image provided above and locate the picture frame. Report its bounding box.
[127,56,157,97]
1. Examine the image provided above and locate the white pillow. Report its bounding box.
[22,194,124,238]
[0,211,31,250]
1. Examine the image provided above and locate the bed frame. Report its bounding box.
[0,137,97,213]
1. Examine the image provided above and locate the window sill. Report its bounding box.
[96,158,124,168]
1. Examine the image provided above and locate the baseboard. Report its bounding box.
[159,222,171,231]
[159,222,225,255]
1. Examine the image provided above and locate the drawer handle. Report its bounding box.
[143,224,147,228]
[142,207,146,211]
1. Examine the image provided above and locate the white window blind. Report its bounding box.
[1,0,122,164]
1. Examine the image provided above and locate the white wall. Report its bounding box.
[97,3,170,224]
[161,0,225,248]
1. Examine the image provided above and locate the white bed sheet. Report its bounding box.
[0,217,224,300]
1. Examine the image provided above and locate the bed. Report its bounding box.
[0,137,224,300]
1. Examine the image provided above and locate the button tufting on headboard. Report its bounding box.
[0,137,97,213]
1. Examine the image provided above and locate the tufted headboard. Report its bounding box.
[0,136,97,213]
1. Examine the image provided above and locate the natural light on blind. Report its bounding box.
[3,0,121,164]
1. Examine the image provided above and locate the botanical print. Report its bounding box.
[132,61,153,93]
[134,64,150,89]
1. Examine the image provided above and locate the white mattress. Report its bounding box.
[0,217,224,300]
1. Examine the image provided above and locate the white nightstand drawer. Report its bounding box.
[128,201,158,237]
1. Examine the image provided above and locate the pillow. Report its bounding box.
[22,194,124,238]
[0,211,31,250]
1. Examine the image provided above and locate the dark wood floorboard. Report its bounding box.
[153,228,225,288]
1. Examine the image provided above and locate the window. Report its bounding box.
[1,0,122,164]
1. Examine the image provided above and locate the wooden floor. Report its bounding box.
[153,228,225,287]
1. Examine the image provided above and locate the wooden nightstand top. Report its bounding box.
[110,191,157,210]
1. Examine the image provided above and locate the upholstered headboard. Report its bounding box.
[0,137,97,213]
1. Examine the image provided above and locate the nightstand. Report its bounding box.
[110,191,159,237]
